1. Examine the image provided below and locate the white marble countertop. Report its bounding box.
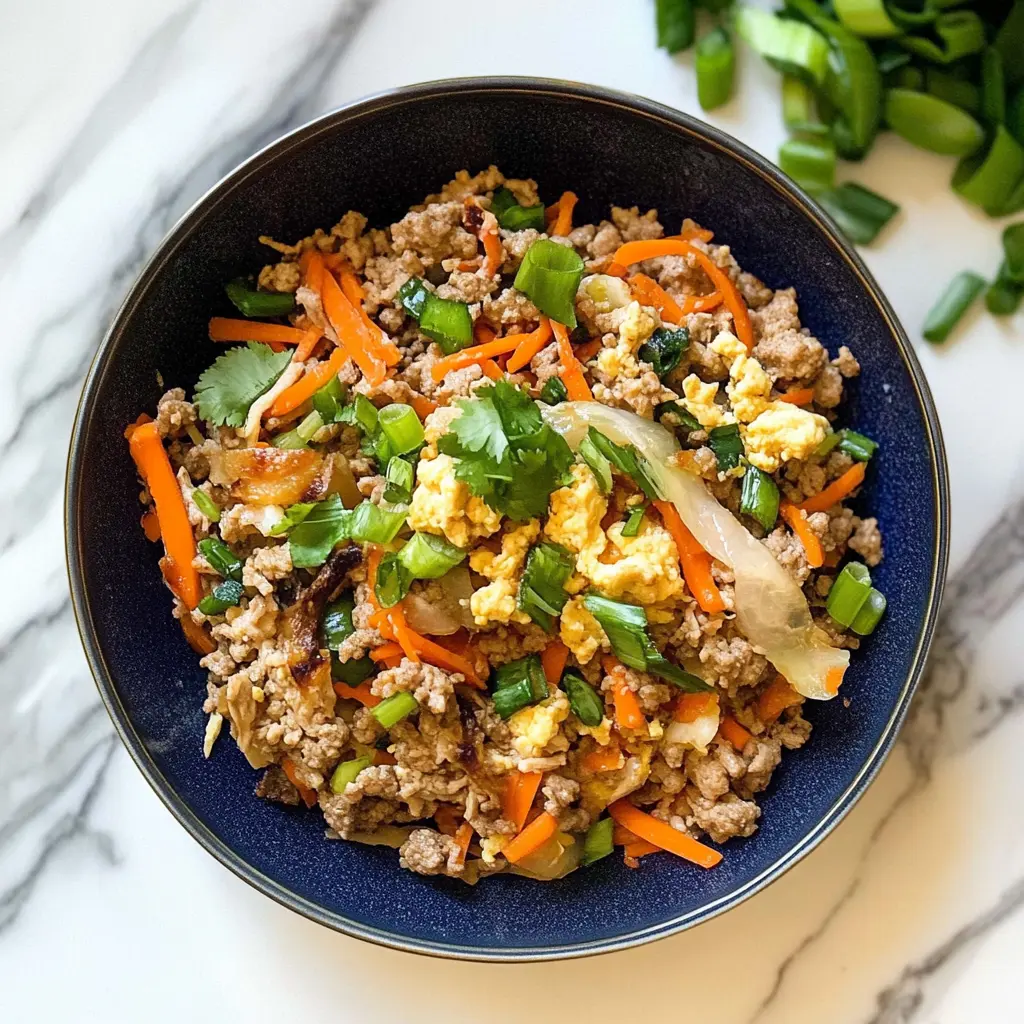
[3,0,1022,1020]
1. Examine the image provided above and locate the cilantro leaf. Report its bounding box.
[281,494,352,568]
[268,502,315,537]
[194,343,292,427]
[445,392,508,463]
[491,379,542,439]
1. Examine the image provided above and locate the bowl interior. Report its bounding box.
[69,81,944,959]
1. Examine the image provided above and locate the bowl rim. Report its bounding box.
[65,75,950,962]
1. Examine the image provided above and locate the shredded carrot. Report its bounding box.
[674,691,718,723]
[613,823,640,846]
[825,665,845,695]
[333,680,381,708]
[608,800,722,868]
[320,271,387,386]
[505,317,553,373]
[757,675,802,723]
[612,240,754,352]
[179,614,216,655]
[123,413,152,440]
[338,267,401,366]
[453,821,474,866]
[502,771,543,831]
[678,291,723,314]
[430,333,524,381]
[780,502,825,568]
[503,811,559,864]
[605,261,629,278]
[624,839,661,858]
[540,641,569,687]
[128,422,200,608]
[370,642,404,663]
[140,509,161,543]
[778,386,815,406]
[718,715,753,751]
[552,321,593,401]
[291,327,322,363]
[550,191,578,236]
[582,746,623,773]
[207,318,310,346]
[574,338,602,361]
[629,273,684,324]
[474,320,497,344]
[482,228,503,278]
[282,759,318,808]
[321,252,348,273]
[479,358,503,380]
[798,462,867,515]
[678,224,715,243]
[611,675,646,732]
[654,500,726,615]
[268,345,347,418]
[405,632,485,688]
[299,247,316,280]
[384,602,421,665]
[338,266,365,302]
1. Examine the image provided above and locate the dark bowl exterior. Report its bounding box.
[66,78,948,961]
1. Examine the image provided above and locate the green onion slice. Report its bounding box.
[377,403,424,456]
[709,423,743,471]
[372,691,418,729]
[330,755,373,793]
[198,537,241,580]
[779,135,836,194]
[578,433,613,494]
[398,532,465,579]
[837,429,878,462]
[923,271,986,342]
[581,817,615,867]
[995,2,1024,94]
[815,183,900,245]
[734,6,829,85]
[513,239,586,328]
[586,428,660,499]
[782,75,827,134]
[655,400,702,433]
[396,277,430,320]
[884,89,985,157]
[833,0,901,38]
[491,678,536,720]
[493,654,549,702]
[657,0,696,53]
[982,48,1006,126]
[420,295,473,355]
[383,456,414,504]
[224,278,295,318]
[638,327,689,377]
[849,587,887,635]
[826,561,872,627]
[312,376,347,424]
[348,501,408,545]
[924,70,981,117]
[985,262,1024,315]
[621,504,646,538]
[696,27,735,111]
[192,489,221,523]
[374,552,412,609]
[1003,222,1024,281]
[740,466,780,531]
[272,410,324,449]
[198,579,244,616]
[517,541,574,633]
[900,11,986,65]
[491,188,546,231]
[322,592,375,686]
[540,377,569,406]
[563,672,605,727]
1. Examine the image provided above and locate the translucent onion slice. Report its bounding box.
[543,402,848,700]
[664,707,721,754]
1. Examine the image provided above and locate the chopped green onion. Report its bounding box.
[849,587,887,635]
[372,691,418,729]
[734,6,829,85]
[383,456,414,504]
[887,0,939,29]
[655,400,702,433]
[1003,222,1024,281]
[272,410,324,449]
[884,89,985,157]
[332,654,375,687]
[985,261,1024,315]
[396,277,430,320]
[924,70,981,116]
[833,0,900,38]
[491,189,546,231]
[995,1,1024,92]
[224,279,295,318]
[982,48,1006,126]
[922,271,986,342]
[815,183,900,245]
[330,755,373,793]
[348,501,407,545]
[198,579,244,616]
[782,75,828,135]
[513,239,586,328]
[779,135,836,194]
[900,11,986,65]
[419,295,473,355]
[377,403,424,455]
[1001,176,1024,216]
[517,541,574,633]
[540,377,569,405]
[889,65,925,92]
[192,489,221,524]
[814,430,842,457]
[491,678,535,719]
[322,592,375,686]
[621,505,646,538]
[578,433,613,495]
[198,537,241,580]
[638,327,689,377]
[398,532,465,579]
[581,817,615,867]
[696,28,735,111]
[563,672,605,727]
[374,552,412,609]
[837,428,878,462]
[586,428,660,499]
[493,654,549,701]
[341,393,379,437]
[740,466,780,531]
[312,376,347,424]
[656,0,696,53]
[709,423,743,471]
[875,47,912,76]
[827,562,872,627]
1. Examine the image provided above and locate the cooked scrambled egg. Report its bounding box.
[710,332,773,423]
[545,463,606,553]
[743,404,831,472]
[596,300,658,381]
[577,716,614,746]
[508,691,570,759]
[680,375,732,429]
[480,835,510,864]
[468,521,540,627]
[407,453,502,548]
[560,596,609,664]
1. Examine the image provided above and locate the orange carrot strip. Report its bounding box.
[608,799,722,868]
[502,771,543,832]
[505,317,554,373]
[552,321,593,401]
[128,422,200,609]
[718,715,753,750]
[338,268,401,367]
[612,240,754,352]
[551,191,578,236]
[321,271,387,386]
[678,291,723,314]
[474,320,497,344]
[611,675,646,731]
[123,413,152,441]
[409,394,437,419]
[574,338,602,361]
[140,509,161,543]
[207,318,309,345]
[405,632,485,688]
[303,250,324,294]
[291,327,322,364]
[624,839,661,858]
[180,614,216,655]
[677,224,715,243]
[479,358,503,380]
[798,462,867,515]
[780,502,825,568]
[369,642,404,663]
[453,821,474,866]
[282,759,318,808]
[503,811,559,864]
[430,334,525,381]
[333,680,381,708]
[674,691,718,723]
[629,273,684,324]
[269,346,347,418]
[757,675,802,723]
[582,746,623,773]
[540,641,569,687]
[605,261,629,278]
[385,602,421,665]
[778,387,815,406]
[482,229,503,278]
[654,500,726,615]
[338,267,365,302]
[825,665,845,695]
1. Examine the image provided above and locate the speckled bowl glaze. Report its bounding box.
[66,78,948,961]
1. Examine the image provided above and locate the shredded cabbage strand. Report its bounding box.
[543,402,848,700]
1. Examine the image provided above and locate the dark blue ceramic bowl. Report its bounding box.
[66,78,948,960]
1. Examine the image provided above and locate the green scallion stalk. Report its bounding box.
[779,135,836,194]
[348,501,408,545]
[540,377,569,406]
[953,126,1024,216]
[782,75,827,134]
[924,70,981,116]
[985,262,1024,315]
[875,47,912,76]
[312,376,347,424]
[419,295,474,354]
[1008,86,1024,145]
[638,326,689,377]
[657,0,696,53]
[982,48,1007,126]
[322,593,375,686]
[383,456,414,505]
[578,434,613,495]
[330,755,373,794]
[493,654,549,702]
[995,1,1024,92]
[377,403,424,455]
[586,428,660,498]
[514,239,586,328]
[491,678,536,720]
[655,400,702,433]
[826,561,872,627]
[398,532,465,579]
[833,0,900,38]
[740,466,780,531]
[901,11,986,65]
[884,89,985,157]
[374,552,412,609]
[734,6,829,85]
[372,691,418,729]
[1003,222,1024,281]
[814,431,842,457]
[621,505,646,538]
[696,28,735,111]
[849,587,887,635]
[198,537,242,580]
[224,279,295,318]
[192,489,221,523]
[517,542,574,633]
[837,428,879,462]
[396,277,430,320]
[709,423,743,471]
[342,393,379,436]
[562,672,605,727]
[815,183,900,245]
[922,271,986,342]
[198,579,244,616]
[581,817,615,867]
[491,187,545,231]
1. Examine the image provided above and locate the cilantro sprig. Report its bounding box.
[194,342,292,427]
[437,380,574,520]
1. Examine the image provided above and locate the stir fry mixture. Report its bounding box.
[127,168,886,881]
